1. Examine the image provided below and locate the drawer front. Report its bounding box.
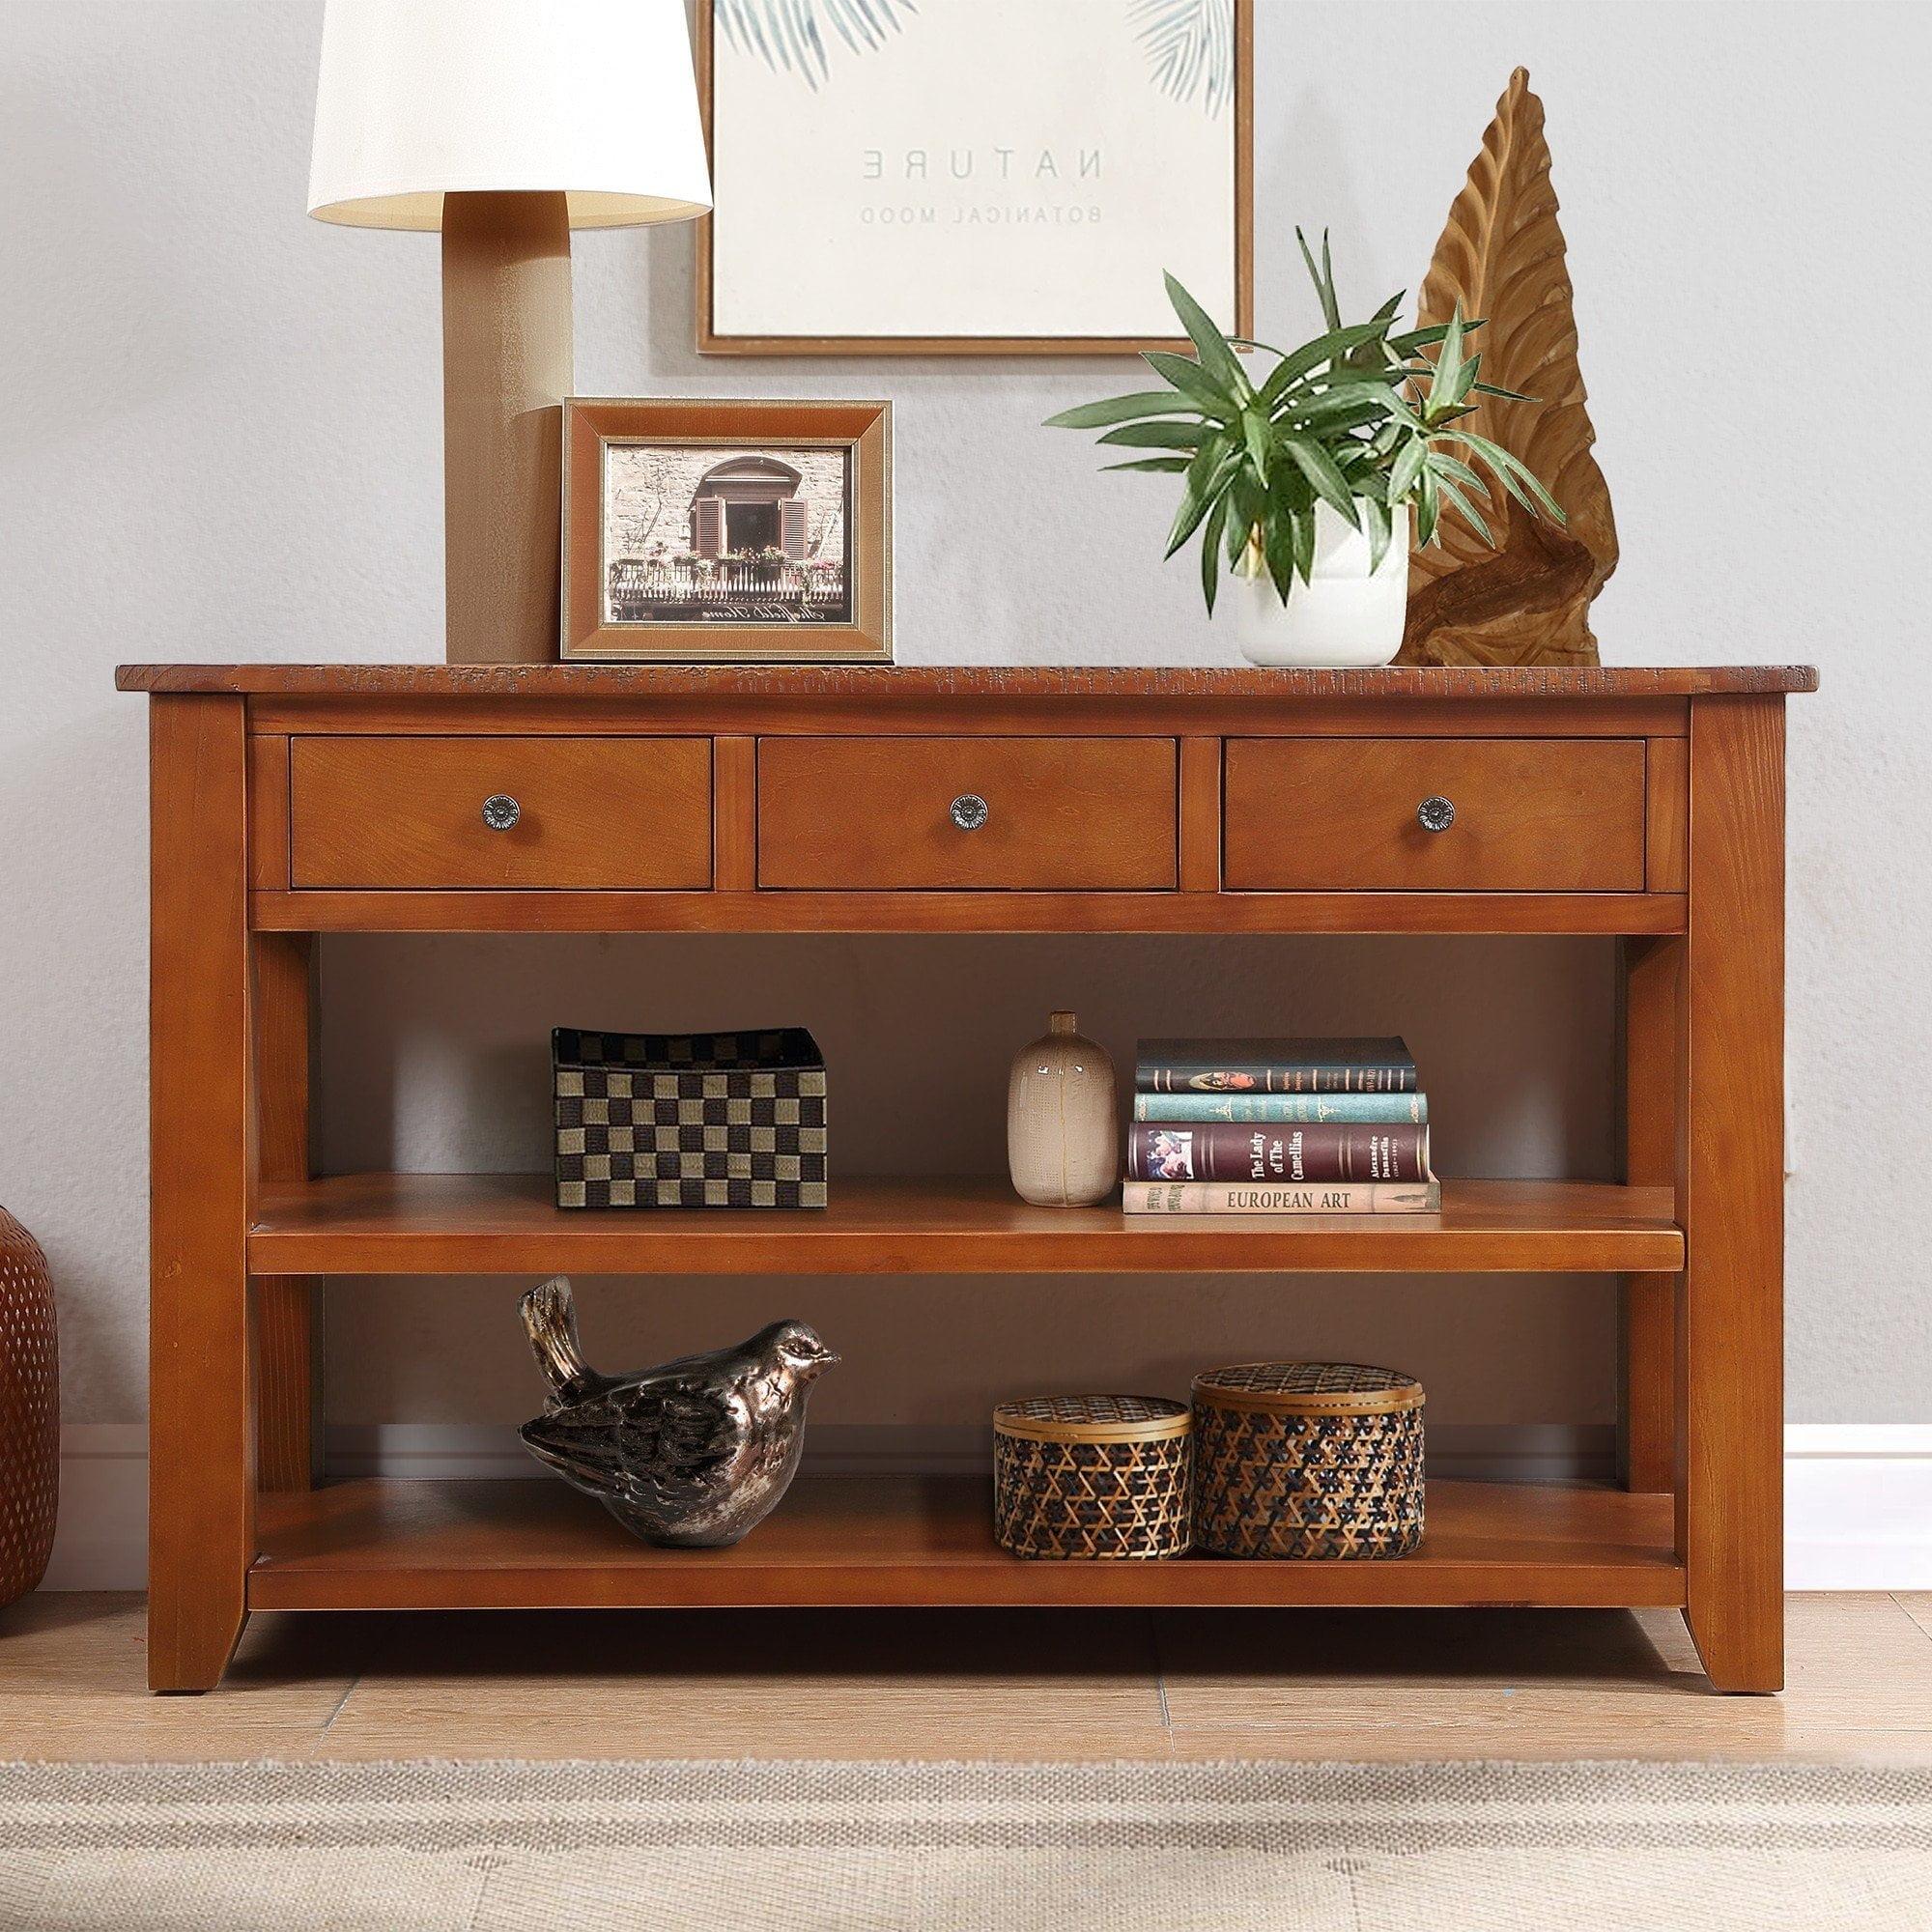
[758,737,1178,891]
[290,737,713,890]
[1223,737,1647,893]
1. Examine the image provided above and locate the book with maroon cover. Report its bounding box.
[1136,1037,1417,1094]
[1125,1121,1433,1183]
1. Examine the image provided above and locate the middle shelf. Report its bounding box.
[247,1174,1683,1276]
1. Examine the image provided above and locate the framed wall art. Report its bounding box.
[561,397,893,663]
[694,0,1254,355]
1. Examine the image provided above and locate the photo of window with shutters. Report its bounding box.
[602,442,853,626]
[563,397,890,663]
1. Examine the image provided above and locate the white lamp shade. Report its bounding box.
[307,0,713,230]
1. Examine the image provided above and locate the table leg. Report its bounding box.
[148,696,255,1691]
[254,932,318,1492]
[1679,696,1785,1693]
[1616,935,1680,1492]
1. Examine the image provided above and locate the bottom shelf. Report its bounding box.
[251,1477,1684,1612]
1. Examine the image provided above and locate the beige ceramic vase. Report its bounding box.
[1007,1012,1118,1208]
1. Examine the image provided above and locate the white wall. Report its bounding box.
[1,1,1926,1441]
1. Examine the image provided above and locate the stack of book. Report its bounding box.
[1122,1037,1440,1216]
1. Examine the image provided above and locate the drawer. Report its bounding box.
[289,737,713,890]
[1222,737,1647,893]
[758,737,1178,890]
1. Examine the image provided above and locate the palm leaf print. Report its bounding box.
[715,0,919,91]
[1130,0,1235,116]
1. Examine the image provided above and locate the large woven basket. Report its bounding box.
[993,1395,1192,1560]
[1191,1361,1423,1559]
[0,1206,58,1605]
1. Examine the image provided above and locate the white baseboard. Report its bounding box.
[40,1425,147,1593]
[40,1422,1932,1594]
[1783,1425,1932,1590]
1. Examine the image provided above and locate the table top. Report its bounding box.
[114,663,1819,698]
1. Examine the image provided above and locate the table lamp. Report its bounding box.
[307,0,713,664]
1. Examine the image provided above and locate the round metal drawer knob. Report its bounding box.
[481,793,522,832]
[1416,794,1456,834]
[950,793,989,832]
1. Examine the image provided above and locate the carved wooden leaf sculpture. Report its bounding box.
[1402,69,1617,668]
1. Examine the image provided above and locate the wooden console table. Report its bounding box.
[117,663,1815,1693]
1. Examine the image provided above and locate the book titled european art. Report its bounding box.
[1125,1181,1442,1216]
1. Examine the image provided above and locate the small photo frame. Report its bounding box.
[562,397,893,663]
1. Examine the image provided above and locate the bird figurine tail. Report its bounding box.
[521,1277,600,1406]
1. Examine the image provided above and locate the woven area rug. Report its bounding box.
[1,1758,1927,1931]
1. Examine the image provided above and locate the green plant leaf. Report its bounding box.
[1043,390,1206,430]
[1415,469,1439,548]
[1228,471,1265,558]
[1296,227,1343,330]
[1262,503,1298,601]
[1199,493,1229,614]
[1361,493,1394,573]
[1164,438,1236,556]
[1099,456,1192,472]
[1290,500,1316,582]
[1239,408,1273,482]
[1426,450,1487,493]
[1388,433,1428,504]
[1441,431,1567,520]
[1163,272,1248,400]
[1278,434,1360,525]
[1096,419,1208,449]
[1257,322,1404,409]
[1143,349,1239,416]
[1433,474,1494,545]
[1387,318,1485,355]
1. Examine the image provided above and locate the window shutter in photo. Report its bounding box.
[781,498,809,559]
[693,497,724,556]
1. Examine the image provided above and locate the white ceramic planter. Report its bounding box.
[1233,502,1410,668]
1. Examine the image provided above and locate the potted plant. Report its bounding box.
[1046,234,1566,667]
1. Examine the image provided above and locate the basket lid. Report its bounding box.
[993,1394,1192,1443]
[1191,1361,1424,1417]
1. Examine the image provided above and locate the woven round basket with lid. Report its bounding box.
[1191,1361,1423,1559]
[993,1394,1192,1560]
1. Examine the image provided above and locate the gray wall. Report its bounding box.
[1,1,1924,1429]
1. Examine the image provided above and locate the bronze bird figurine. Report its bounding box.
[518,1277,838,1548]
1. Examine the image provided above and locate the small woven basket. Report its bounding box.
[1191,1361,1423,1560]
[993,1394,1193,1560]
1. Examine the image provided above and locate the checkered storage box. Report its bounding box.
[553,1028,828,1208]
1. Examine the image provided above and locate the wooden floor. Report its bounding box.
[3,1593,1931,1762]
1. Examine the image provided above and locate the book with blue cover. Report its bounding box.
[1132,1091,1426,1123]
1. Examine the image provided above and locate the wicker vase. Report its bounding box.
[0,1207,58,1605]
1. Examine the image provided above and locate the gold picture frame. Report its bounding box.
[562,397,893,663]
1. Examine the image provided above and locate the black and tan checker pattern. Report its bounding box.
[1191,1361,1424,1559]
[553,1028,827,1209]
[993,1395,1193,1561]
